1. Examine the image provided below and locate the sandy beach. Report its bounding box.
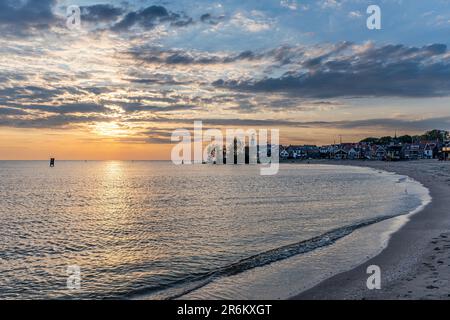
[292,159,450,300]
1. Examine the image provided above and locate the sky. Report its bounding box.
[1,0,450,159]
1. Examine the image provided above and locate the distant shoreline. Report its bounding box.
[291,159,450,300]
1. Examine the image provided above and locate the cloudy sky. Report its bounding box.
[1,0,450,159]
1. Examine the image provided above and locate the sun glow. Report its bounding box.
[93,122,130,137]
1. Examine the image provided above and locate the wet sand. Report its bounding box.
[292,159,450,300]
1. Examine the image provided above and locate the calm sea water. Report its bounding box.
[0,161,429,299]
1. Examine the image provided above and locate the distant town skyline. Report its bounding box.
[1,0,450,160]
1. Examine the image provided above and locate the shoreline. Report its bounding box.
[290,159,450,300]
[159,163,431,300]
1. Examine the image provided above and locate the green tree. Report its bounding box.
[420,130,449,142]
[360,137,380,144]
[379,136,393,145]
[398,135,413,144]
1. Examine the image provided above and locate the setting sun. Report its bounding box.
[93,122,130,137]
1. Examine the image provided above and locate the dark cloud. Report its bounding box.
[143,128,178,144]
[20,103,111,114]
[119,103,199,113]
[129,48,260,65]
[325,117,450,132]
[0,107,28,115]
[302,42,353,69]
[0,86,115,109]
[228,116,447,134]
[110,6,224,31]
[200,13,225,25]
[141,125,256,144]
[223,50,257,63]
[125,77,190,86]
[111,5,193,31]
[264,45,303,66]
[80,4,124,22]
[0,114,109,128]
[171,17,193,27]
[0,0,57,34]
[0,86,79,104]
[0,102,111,127]
[426,44,447,55]
[2,106,449,134]
[132,117,305,127]
[127,116,450,133]
[214,44,450,98]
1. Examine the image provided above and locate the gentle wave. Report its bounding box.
[130,211,424,300]
[0,162,430,299]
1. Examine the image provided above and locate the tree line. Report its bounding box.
[360,130,449,145]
